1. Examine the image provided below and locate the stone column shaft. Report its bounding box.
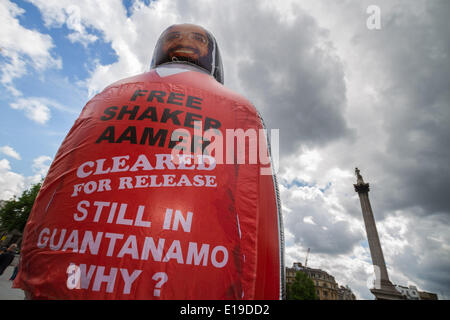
[358,192,390,283]
[353,168,404,299]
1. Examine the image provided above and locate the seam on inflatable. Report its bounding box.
[256,110,285,300]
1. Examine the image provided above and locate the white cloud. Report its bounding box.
[0,145,21,160]
[65,5,98,47]
[32,155,52,177]
[0,154,51,201]
[8,96,78,124]
[303,216,316,225]
[28,0,148,97]
[0,0,61,96]
[10,97,51,124]
[0,158,25,200]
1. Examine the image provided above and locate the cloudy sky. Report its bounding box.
[1,0,449,300]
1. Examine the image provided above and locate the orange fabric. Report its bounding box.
[14,68,281,299]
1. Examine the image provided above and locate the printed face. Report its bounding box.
[161,24,209,62]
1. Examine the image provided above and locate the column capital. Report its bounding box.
[354,183,370,193]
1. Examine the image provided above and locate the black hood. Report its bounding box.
[150,24,224,84]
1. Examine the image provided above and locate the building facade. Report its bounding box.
[286,262,355,300]
[394,285,420,300]
[418,291,438,300]
[394,285,438,300]
[338,285,357,300]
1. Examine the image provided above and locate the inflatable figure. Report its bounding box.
[14,24,284,300]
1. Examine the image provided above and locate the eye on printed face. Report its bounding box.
[161,24,209,61]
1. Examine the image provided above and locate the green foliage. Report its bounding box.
[286,271,318,300]
[0,182,42,232]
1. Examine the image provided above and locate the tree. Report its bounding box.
[286,271,318,300]
[0,182,42,233]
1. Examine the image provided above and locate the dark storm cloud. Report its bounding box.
[181,0,352,155]
[235,6,352,154]
[392,242,450,298]
[164,0,450,298]
[342,0,450,298]
[292,219,362,255]
[350,0,450,217]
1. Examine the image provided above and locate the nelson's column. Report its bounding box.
[354,168,403,300]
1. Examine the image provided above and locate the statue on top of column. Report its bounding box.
[355,167,365,185]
